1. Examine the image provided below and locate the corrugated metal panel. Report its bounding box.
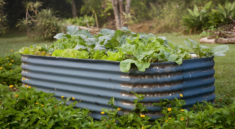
[21,55,215,120]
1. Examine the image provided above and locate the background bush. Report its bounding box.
[182,0,235,33]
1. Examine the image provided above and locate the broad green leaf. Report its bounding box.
[94,45,107,51]
[135,62,151,72]
[99,29,115,36]
[74,45,87,50]
[54,33,65,39]
[52,50,64,57]
[210,45,229,56]
[168,54,178,61]
[120,59,136,72]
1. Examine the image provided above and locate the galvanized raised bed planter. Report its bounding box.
[21,55,215,120]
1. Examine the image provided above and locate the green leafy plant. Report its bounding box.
[35,9,62,39]
[80,0,113,28]
[185,38,229,57]
[1,85,235,128]
[209,0,235,26]
[0,53,22,86]
[65,15,95,27]
[182,1,213,32]
[16,1,61,39]
[19,26,229,73]
[0,85,92,129]
[155,97,235,129]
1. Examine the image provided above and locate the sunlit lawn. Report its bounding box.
[0,30,53,57]
[0,30,234,100]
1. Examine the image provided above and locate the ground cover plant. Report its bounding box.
[0,52,22,86]
[1,85,235,129]
[19,26,229,72]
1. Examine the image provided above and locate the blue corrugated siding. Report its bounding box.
[21,55,215,120]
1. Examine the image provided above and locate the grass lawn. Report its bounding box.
[0,30,53,57]
[0,31,234,100]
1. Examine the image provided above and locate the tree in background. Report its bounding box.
[125,0,131,15]
[16,1,61,39]
[0,0,7,37]
[65,0,77,18]
[112,0,131,29]
[20,1,42,38]
[112,0,122,29]
[81,0,113,28]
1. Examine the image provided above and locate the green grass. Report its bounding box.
[0,31,234,100]
[0,30,53,57]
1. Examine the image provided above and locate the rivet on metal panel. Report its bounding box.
[121,91,182,97]
[121,82,182,88]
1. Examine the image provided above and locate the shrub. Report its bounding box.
[16,1,62,39]
[0,53,22,86]
[65,15,95,27]
[34,9,62,39]
[183,1,235,33]
[209,0,235,26]
[182,1,213,33]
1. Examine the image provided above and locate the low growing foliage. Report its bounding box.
[0,52,22,86]
[0,85,92,129]
[0,85,235,128]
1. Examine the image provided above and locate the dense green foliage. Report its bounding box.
[1,85,235,128]
[34,9,62,39]
[183,0,235,32]
[19,26,229,72]
[15,1,62,39]
[0,86,92,129]
[0,53,22,86]
[0,0,7,36]
[65,15,95,27]
[3,0,235,35]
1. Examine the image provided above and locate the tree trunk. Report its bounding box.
[125,0,131,15]
[71,0,77,18]
[119,0,123,13]
[26,10,30,38]
[112,0,122,29]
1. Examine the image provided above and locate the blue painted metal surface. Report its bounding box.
[21,55,215,120]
